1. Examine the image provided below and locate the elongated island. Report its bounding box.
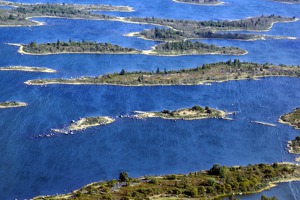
[0,66,56,73]
[16,40,246,56]
[133,105,227,120]
[173,0,223,5]
[52,116,115,134]
[0,101,27,108]
[273,0,300,3]
[24,60,300,86]
[33,163,300,199]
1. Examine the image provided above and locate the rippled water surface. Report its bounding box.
[0,0,300,199]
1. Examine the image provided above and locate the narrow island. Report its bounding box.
[33,163,300,199]
[133,105,227,120]
[173,0,223,6]
[24,60,300,86]
[273,0,300,4]
[0,66,56,73]
[15,40,246,56]
[52,116,115,134]
[0,101,27,108]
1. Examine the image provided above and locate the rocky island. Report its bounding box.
[52,116,115,134]
[133,105,227,120]
[173,0,223,5]
[33,163,300,200]
[0,66,56,73]
[279,108,300,130]
[0,101,27,108]
[24,60,300,86]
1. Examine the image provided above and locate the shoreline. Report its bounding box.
[0,65,56,73]
[0,101,28,108]
[278,117,300,130]
[172,0,225,6]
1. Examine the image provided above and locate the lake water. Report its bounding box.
[0,0,300,199]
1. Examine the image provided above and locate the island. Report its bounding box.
[52,116,115,134]
[173,0,223,6]
[279,108,300,130]
[273,0,300,4]
[0,66,56,73]
[33,163,300,199]
[133,105,227,120]
[24,60,300,86]
[0,101,27,108]
[16,40,245,56]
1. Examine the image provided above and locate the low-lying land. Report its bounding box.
[288,137,300,155]
[33,163,300,199]
[0,101,27,108]
[52,116,115,134]
[173,0,222,5]
[0,65,56,73]
[133,105,227,120]
[279,108,300,130]
[24,60,300,86]
[273,0,300,4]
[18,40,245,55]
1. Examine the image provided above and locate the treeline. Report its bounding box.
[33,163,299,199]
[127,15,296,31]
[154,40,246,55]
[23,40,138,54]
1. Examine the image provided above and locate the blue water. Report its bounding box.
[0,0,300,199]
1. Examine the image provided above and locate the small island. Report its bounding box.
[133,105,227,120]
[33,163,300,199]
[0,66,56,73]
[273,0,300,4]
[0,101,27,108]
[279,108,300,130]
[173,0,223,6]
[288,137,300,154]
[52,116,115,134]
[24,60,300,86]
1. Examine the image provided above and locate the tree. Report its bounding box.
[119,69,126,75]
[119,172,129,182]
[156,67,160,74]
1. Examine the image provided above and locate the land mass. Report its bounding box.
[33,163,300,200]
[133,105,227,120]
[52,116,115,134]
[0,101,27,108]
[279,108,300,130]
[24,60,300,86]
[16,40,246,56]
[0,65,56,73]
[273,0,300,4]
[173,0,223,5]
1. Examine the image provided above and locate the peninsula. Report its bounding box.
[0,101,27,108]
[133,105,227,120]
[279,108,300,130]
[173,0,223,5]
[17,40,245,56]
[33,163,300,199]
[0,66,56,73]
[52,116,115,134]
[24,60,300,86]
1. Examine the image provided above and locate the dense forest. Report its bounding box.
[154,40,246,55]
[22,40,139,54]
[25,60,300,86]
[33,163,300,200]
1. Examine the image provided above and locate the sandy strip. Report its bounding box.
[0,102,28,108]
[172,0,225,6]
[0,65,56,73]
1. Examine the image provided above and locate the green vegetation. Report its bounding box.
[288,136,300,154]
[22,40,139,54]
[52,116,115,134]
[25,60,300,86]
[279,108,300,129]
[33,163,300,199]
[273,0,300,3]
[174,0,221,5]
[154,40,246,55]
[0,101,27,108]
[134,105,226,120]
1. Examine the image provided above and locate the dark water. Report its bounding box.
[0,0,300,199]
